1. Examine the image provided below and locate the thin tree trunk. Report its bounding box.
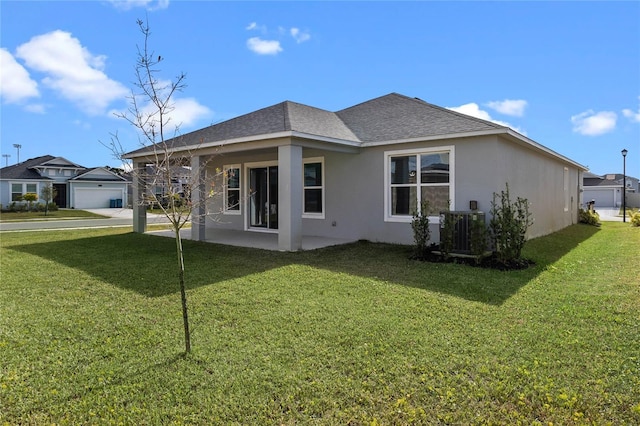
[174,227,191,353]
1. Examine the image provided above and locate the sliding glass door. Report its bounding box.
[249,166,278,230]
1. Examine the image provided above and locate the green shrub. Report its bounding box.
[23,193,38,211]
[489,183,534,265]
[631,212,640,227]
[579,208,600,226]
[411,200,432,259]
[438,211,459,260]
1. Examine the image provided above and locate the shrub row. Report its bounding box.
[1,202,59,213]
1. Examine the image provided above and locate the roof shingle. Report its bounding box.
[126,93,508,156]
[0,155,56,180]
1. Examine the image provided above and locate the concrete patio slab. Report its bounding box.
[148,227,357,251]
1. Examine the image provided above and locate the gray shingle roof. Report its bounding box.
[584,173,638,187]
[0,155,56,180]
[336,93,504,142]
[71,168,128,182]
[126,93,508,157]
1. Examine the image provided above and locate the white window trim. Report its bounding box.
[10,181,40,202]
[383,146,455,223]
[223,164,241,215]
[243,160,278,232]
[302,157,325,219]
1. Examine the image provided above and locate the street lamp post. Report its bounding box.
[2,154,10,167]
[622,149,627,223]
[13,144,22,164]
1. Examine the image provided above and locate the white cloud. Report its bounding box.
[15,30,128,115]
[245,23,310,53]
[73,119,92,130]
[448,103,493,121]
[0,48,40,104]
[290,28,311,43]
[109,94,212,136]
[24,103,46,114]
[169,98,212,128]
[622,97,640,123]
[571,110,617,136]
[246,22,267,33]
[486,99,527,117]
[247,37,283,55]
[447,102,526,135]
[108,0,169,11]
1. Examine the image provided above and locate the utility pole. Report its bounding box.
[13,144,22,164]
[2,154,10,167]
[621,148,627,223]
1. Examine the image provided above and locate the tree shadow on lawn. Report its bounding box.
[7,231,294,298]
[8,224,601,305]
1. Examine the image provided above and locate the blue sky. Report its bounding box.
[1,0,639,177]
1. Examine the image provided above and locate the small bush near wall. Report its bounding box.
[411,201,433,259]
[410,185,537,271]
[489,183,534,267]
[579,208,601,226]
[631,212,640,227]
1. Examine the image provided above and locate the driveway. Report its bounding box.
[0,208,168,232]
[596,207,623,222]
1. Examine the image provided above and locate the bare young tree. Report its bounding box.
[40,183,57,216]
[105,19,220,353]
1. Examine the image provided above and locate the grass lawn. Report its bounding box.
[0,209,108,222]
[1,223,638,424]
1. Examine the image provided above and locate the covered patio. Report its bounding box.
[148,227,357,251]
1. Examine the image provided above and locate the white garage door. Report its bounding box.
[74,188,123,209]
[583,188,615,208]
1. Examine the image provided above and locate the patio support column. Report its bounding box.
[132,161,147,233]
[278,144,303,251]
[190,155,206,241]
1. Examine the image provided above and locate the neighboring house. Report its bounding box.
[124,164,192,207]
[0,155,129,209]
[125,93,587,251]
[583,172,639,208]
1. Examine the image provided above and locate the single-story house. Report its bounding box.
[125,93,587,251]
[583,172,639,208]
[0,155,129,209]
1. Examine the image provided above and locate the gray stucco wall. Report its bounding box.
[202,134,582,246]
[0,180,44,207]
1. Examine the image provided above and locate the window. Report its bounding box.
[11,183,22,201]
[224,165,241,214]
[303,158,324,218]
[385,147,453,222]
[10,182,38,202]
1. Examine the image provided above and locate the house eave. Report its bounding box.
[124,131,362,160]
[359,128,506,147]
[501,128,588,171]
[361,128,587,171]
